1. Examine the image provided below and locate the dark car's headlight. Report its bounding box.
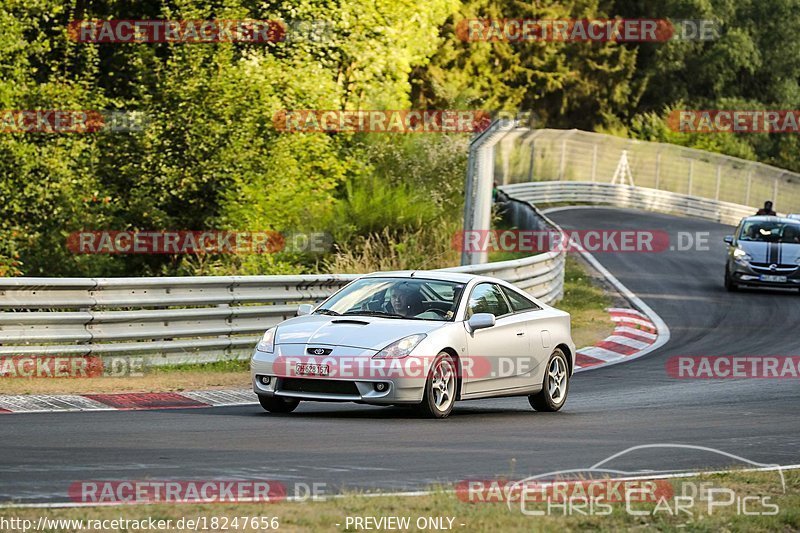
[733,248,752,263]
[257,328,276,353]
[373,334,427,359]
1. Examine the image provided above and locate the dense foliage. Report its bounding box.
[1,0,798,276]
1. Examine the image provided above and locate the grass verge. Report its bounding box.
[0,470,796,532]
[0,360,250,395]
[558,254,616,349]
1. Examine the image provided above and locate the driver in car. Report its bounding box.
[387,283,425,318]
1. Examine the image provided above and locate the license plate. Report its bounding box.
[760,274,787,283]
[295,363,329,376]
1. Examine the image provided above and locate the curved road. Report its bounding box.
[2,208,799,504]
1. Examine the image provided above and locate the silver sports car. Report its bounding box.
[724,215,800,291]
[251,271,575,418]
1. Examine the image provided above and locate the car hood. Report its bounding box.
[274,315,446,350]
[738,240,800,264]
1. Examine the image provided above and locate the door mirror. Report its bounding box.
[297,304,314,316]
[723,235,734,245]
[467,313,496,332]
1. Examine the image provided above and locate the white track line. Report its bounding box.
[541,206,671,371]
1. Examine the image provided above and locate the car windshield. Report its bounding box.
[739,221,800,243]
[315,277,465,321]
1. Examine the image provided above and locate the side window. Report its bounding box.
[501,286,541,312]
[467,283,510,318]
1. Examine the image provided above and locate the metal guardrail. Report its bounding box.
[0,197,565,365]
[503,181,755,226]
[0,275,359,364]
[496,128,800,213]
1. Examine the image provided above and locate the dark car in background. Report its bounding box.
[724,216,800,291]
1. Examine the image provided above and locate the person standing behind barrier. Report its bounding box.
[492,181,509,218]
[756,201,776,216]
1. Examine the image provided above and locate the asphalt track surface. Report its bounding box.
[2,208,799,504]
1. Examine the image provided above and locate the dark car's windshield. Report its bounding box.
[315,277,465,321]
[739,221,800,243]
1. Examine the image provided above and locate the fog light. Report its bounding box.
[374,382,387,392]
[260,376,271,385]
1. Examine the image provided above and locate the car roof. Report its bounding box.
[356,270,544,305]
[741,215,800,225]
[360,270,502,285]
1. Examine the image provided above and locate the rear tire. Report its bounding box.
[416,352,457,419]
[258,396,300,413]
[529,348,570,412]
[724,268,738,292]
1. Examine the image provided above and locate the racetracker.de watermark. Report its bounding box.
[456,478,674,504]
[68,480,290,504]
[455,18,718,42]
[0,110,145,133]
[68,20,285,43]
[452,230,710,253]
[0,356,146,378]
[67,231,332,254]
[272,110,492,133]
[669,110,800,133]
[271,355,553,380]
[666,356,800,379]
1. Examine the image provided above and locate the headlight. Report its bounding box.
[373,334,427,359]
[733,248,752,262]
[257,328,276,353]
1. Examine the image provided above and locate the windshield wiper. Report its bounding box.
[314,308,341,316]
[343,310,407,319]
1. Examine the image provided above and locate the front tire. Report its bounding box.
[529,348,569,412]
[724,267,738,291]
[416,352,457,419]
[258,395,300,413]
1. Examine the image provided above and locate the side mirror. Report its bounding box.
[297,304,314,316]
[467,313,496,332]
[723,235,734,245]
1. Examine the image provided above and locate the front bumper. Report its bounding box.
[250,345,428,404]
[728,259,800,288]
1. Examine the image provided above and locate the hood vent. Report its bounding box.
[330,319,370,325]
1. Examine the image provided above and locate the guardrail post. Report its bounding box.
[773,178,779,205]
[745,171,752,205]
[461,119,518,265]
[655,152,661,190]
[528,143,536,182]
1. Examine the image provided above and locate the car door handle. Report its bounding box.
[516,331,525,336]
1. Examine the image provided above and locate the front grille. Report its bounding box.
[750,263,798,273]
[280,378,359,395]
[306,347,333,356]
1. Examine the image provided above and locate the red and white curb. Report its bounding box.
[574,307,660,371]
[571,242,670,373]
[0,389,257,414]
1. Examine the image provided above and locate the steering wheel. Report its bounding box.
[426,308,448,318]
